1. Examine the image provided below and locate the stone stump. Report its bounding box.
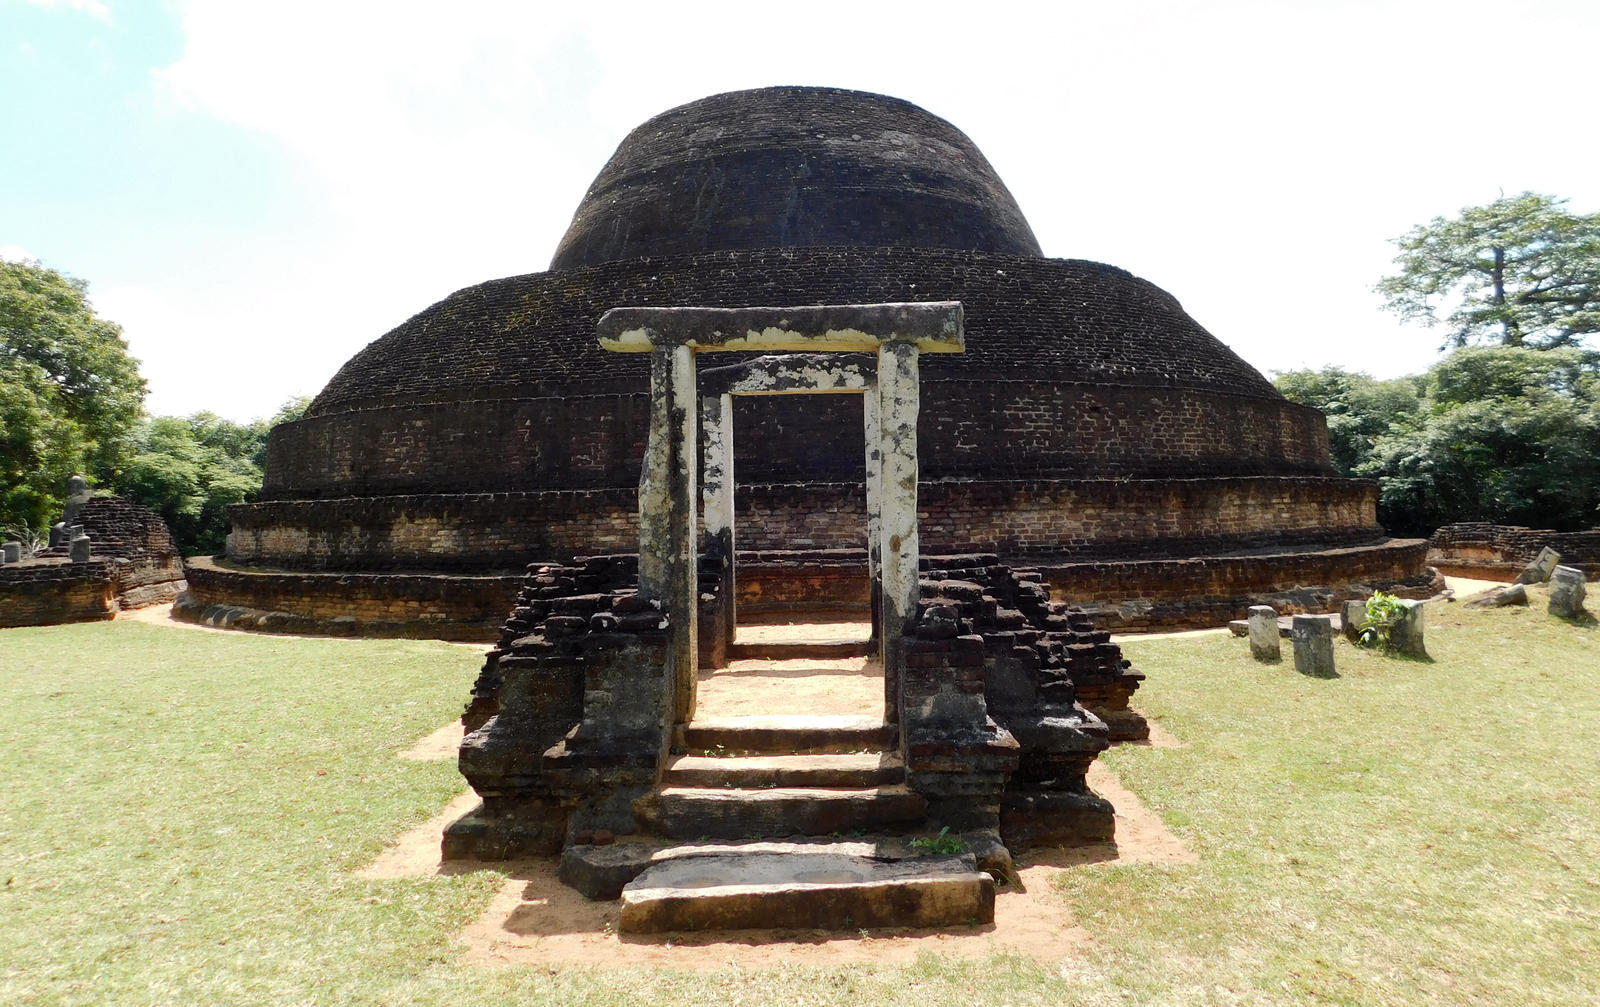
[1291,615,1335,676]
[69,534,92,564]
[1390,600,1428,658]
[1549,566,1588,619]
[1,541,19,564]
[1246,605,1280,662]
[1340,599,1367,642]
[1516,546,1562,585]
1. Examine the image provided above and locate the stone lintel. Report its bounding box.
[700,353,875,396]
[598,302,964,353]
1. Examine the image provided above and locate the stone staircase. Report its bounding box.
[564,643,998,933]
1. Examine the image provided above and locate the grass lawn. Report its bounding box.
[2,599,1596,1006]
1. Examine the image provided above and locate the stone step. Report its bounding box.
[619,847,994,933]
[663,752,905,789]
[635,784,928,839]
[677,714,896,755]
[728,638,875,661]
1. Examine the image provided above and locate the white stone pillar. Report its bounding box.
[863,386,882,642]
[876,340,920,715]
[700,391,736,645]
[638,344,698,720]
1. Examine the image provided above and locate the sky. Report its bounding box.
[4,0,1599,422]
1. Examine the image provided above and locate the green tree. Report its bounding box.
[1378,192,1600,350]
[116,397,311,556]
[1357,347,1600,535]
[1275,367,1421,476]
[0,259,146,531]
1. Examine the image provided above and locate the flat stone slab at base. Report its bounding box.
[619,850,994,933]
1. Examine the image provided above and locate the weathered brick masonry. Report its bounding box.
[1,496,186,628]
[1428,522,1600,579]
[199,86,1429,639]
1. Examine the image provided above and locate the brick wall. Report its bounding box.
[178,557,523,640]
[262,381,1331,499]
[1,496,186,627]
[0,561,117,628]
[229,475,1378,572]
[1428,522,1600,578]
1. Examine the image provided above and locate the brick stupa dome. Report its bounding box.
[186,87,1435,639]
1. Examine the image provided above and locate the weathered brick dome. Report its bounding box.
[188,87,1436,638]
[550,87,1042,267]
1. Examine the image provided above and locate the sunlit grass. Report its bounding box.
[2,597,1596,1005]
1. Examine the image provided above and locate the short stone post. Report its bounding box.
[1246,605,1280,662]
[1,541,20,564]
[1549,565,1589,619]
[1390,600,1428,658]
[49,522,68,547]
[1340,599,1367,642]
[69,533,92,564]
[1517,546,1562,585]
[1291,615,1335,676]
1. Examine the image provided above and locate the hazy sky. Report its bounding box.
[5,0,1598,422]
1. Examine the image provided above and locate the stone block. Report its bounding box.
[68,534,92,564]
[1340,599,1368,642]
[1,541,19,563]
[1247,605,1280,662]
[1516,546,1562,585]
[1290,615,1335,676]
[1390,599,1428,658]
[1549,565,1588,619]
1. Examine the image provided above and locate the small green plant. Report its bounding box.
[1357,591,1407,650]
[910,826,967,855]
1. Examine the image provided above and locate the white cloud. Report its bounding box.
[111,0,1600,420]
[0,244,36,264]
[19,0,110,21]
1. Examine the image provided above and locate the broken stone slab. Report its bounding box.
[1291,615,1336,677]
[1390,600,1428,658]
[1247,605,1280,662]
[1549,565,1589,619]
[562,834,1009,901]
[1226,619,1248,637]
[1516,546,1562,585]
[1341,599,1368,642]
[1464,583,1529,609]
[1,541,19,564]
[618,849,994,932]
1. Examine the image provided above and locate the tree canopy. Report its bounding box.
[1,259,147,531]
[116,397,309,556]
[1378,192,1600,351]
[1277,347,1600,536]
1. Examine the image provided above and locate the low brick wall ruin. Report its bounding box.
[176,557,524,639]
[1,496,186,629]
[1427,522,1600,579]
[0,561,118,628]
